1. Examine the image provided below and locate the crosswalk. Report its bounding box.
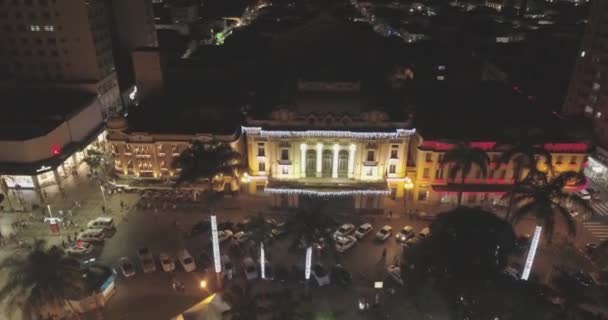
[591,202,608,217]
[582,222,608,241]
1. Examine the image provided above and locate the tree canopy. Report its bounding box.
[172,140,243,185]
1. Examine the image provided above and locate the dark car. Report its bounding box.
[189,219,211,237]
[331,264,352,286]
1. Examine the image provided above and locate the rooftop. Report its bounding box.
[125,94,242,135]
[410,81,592,142]
[0,88,96,140]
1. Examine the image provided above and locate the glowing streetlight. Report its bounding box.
[199,280,207,289]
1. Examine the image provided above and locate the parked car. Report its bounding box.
[236,218,251,230]
[577,189,592,200]
[67,241,95,257]
[387,265,404,286]
[376,225,393,241]
[243,257,258,280]
[354,223,373,239]
[222,255,234,279]
[87,217,115,231]
[396,226,415,243]
[271,222,288,238]
[234,231,251,244]
[137,247,156,273]
[417,227,431,240]
[335,235,357,253]
[77,229,105,243]
[331,264,352,286]
[312,264,330,286]
[197,251,212,270]
[118,257,136,278]
[218,230,233,243]
[177,249,196,272]
[334,224,356,239]
[159,252,175,272]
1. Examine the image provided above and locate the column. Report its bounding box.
[316,143,323,178]
[348,143,356,178]
[332,144,339,178]
[300,143,307,178]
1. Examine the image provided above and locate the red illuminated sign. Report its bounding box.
[51,145,61,155]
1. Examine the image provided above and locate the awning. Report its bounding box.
[431,183,512,193]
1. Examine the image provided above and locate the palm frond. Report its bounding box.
[555,205,577,237]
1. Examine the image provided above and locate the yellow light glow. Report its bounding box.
[404,177,414,190]
[199,280,207,288]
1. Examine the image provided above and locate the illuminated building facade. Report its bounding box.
[242,100,415,209]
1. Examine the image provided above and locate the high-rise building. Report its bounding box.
[0,0,120,115]
[563,0,608,145]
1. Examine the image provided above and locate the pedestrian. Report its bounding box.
[61,239,66,248]
[381,248,387,259]
[120,200,124,209]
[101,205,106,213]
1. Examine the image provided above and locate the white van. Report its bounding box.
[77,229,105,243]
[87,217,115,230]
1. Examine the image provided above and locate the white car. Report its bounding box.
[376,225,393,241]
[221,255,234,279]
[218,230,233,243]
[137,247,156,273]
[335,235,357,253]
[118,257,136,278]
[66,241,94,257]
[77,229,105,243]
[334,223,355,239]
[396,226,415,243]
[177,249,196,272]
[87,217,115,231]
[417,227,431,240]
[312,264,331,286]
[387,265,404,286]
[243,257,258,280]
[234,231,251,244]
[159,252,175,272]
[354,223,373,239]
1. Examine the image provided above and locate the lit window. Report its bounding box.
[437,65,446,70]
[390,145,398,159]
[43,25,54,31]
[389,164,396,174]
[30,25,40,31]
[436,76,445,81]
[581,50,586,57]
[257,143,265,157]
[281,149,289,160]
[258,162,265,172]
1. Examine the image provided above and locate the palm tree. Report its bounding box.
[440,142,490,206]
[223,283,258,320]
[172,140,243,188]
[83,149,105,175]
[506,171,593,242]
[0,240,84,320]
[498,141,553,220]
[244,212,275,262]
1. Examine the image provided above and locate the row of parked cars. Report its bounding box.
[331,223,431,253]
[117,247,200,278]
[66,217,116,259]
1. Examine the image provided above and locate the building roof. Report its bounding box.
[0,88,96,140]
[125,94,242,135]
[410,81,591,142]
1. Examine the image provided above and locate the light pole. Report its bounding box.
[210,215,222,289]
[99,185,107,209]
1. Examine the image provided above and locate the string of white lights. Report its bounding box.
[264,187,390,196]
[242,127,416,139]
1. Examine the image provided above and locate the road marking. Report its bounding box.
[591,202,608,216]
[583,221,608,240]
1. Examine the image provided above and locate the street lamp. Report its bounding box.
[199,280,207,289]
